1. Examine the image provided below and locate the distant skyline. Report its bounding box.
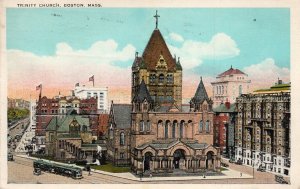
[7,8,290,103]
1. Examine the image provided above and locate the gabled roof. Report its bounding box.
[132,80,153,103]
[218,67,245,77]
[46,115,90,132]
[136,139,209,150]
[141,29,176,71]
[112,104,132,129]
[191,77,209,103]
[213,103,237,113]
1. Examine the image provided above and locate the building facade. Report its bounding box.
[108,18,221,175]
[74,85,109,113]
[35,96,98,151]
[235,82,290,176]
[8,98,30,110]
[213,102,236,158]
[211,67,251,108]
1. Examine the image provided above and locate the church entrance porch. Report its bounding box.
[173,149,185,169]
[144,152,152,171]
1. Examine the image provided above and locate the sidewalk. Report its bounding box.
[16,154,253,182]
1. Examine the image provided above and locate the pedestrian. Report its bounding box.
[240,172,242,177]
[149,173,152,178]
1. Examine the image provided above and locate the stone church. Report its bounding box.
[107,12,221,175]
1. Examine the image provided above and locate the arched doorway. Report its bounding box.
[206,151,214,170]
[173,149,185,169]
[144,152,152,171]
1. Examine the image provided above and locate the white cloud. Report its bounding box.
[243,58,290,89]
[168,33,240,69]
[168,32,184,42]
[7,40,136,90]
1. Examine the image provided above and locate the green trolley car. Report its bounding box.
[33,159,83,179]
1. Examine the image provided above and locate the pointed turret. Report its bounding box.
[190,77,212,112]
[132,79,153,103]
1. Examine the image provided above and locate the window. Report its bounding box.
[205,120,210,132]
[165,122,169,138]
[172,122,176,138]
[120,152,125,159]
[150,74,156,84]
[140,120,144,132]
[120,132,125,145]
[93,92,98,98]
[167,74,173,84]
[87,92,91,98]
[199,121,203,133]
[180,121,184,138]
[159,74,164,83]
[146,121,151,131]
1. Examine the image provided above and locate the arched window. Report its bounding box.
[150,74,156,84]
[120,132,125,145]
[239,85,243,95]
[165,121,169,138]
[167,74,173,84]
[180,121,184,138]
[146,120,151,131]
[172,122,176,138]
[159,74,164,83]
[199,121,203,133]
[206,120,210,133]
[140,120,144,132]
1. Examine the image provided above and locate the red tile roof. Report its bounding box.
[141,29,176,71]
[218,67,245,77]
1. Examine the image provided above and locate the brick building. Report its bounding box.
[108,13,221,176]
[235,81,290,176]
[35,96,98,151]
[213,102,236,158]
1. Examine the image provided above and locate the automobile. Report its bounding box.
[257,167,266,172]
[275,175,288,184]
[235,159,243,165]
[8,153,14,161]
[221,162,229,167]
[229,158,235,163]
[33,168,41,176]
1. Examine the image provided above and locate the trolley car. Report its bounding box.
[33,159,83,179]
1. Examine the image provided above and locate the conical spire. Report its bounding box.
[191,76,209,103]
[133,79,153,103]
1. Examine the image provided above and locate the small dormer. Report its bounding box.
[156,54,168,71]
[69,117,80,135]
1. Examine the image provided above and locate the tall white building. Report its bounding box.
[211,66,251,108]
[74,85,109,113]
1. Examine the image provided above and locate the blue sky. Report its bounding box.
[6,8,290,101]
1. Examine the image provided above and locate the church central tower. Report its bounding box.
[131,11,182,106]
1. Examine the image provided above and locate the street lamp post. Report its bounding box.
[252,158,255,179]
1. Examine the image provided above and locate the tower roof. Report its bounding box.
[141,29,176,71]
[218,66,245,77]
[133,79,153,103]
[191,77,209,103]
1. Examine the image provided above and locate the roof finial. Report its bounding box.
[230,65,232,69]
[200,76,202,81]
[154,10,160,29]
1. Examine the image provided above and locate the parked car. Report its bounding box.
[275,175,288,184]
[221,162,229,167]
[8,153,14,161]
[235,159,243,165]
[257,167,266,172]
[229,158,235,163]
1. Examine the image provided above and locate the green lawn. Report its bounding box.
[91,163,130,173]
[220,167,228,171]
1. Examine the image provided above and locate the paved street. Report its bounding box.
[6,155,288,184]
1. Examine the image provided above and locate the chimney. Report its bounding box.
[225,101,230,110]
